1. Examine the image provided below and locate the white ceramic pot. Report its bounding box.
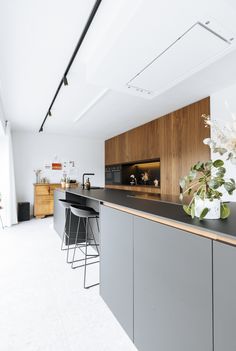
[194,197,221,219]
[61,181,66,188]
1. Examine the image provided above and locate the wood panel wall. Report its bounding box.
[105,97,210,195]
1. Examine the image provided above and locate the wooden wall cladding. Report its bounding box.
[105,97,210,195]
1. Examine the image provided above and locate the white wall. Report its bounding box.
[0,96,6,135]
[211,83,236,202]
[0,136,8,223]
[0,125,18,226]
[12,132,104,213]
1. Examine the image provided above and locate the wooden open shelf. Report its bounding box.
[105,97,210,196]
[105,184,161,194]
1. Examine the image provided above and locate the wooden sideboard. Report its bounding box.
[105,97,210,196]
[34,183,60,218]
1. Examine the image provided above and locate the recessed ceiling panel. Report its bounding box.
[127,22,231,98]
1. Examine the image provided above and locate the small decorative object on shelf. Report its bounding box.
[202,114,236,164]
[65,177,70,189]
[130,174,137,185]
[141,172,149,184]
[153,179,159,187]
[41,177,49,183]
[34,169,42,183]
[179,160,236,220]
[61,176,66,188]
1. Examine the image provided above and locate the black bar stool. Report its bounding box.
[59,199,81,263]
[70,204,100,289]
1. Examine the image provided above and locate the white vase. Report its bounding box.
[194,197,221,219]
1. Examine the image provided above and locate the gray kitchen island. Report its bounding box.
[54,187,236,351]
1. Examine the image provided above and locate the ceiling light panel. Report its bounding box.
[126,22,232,99]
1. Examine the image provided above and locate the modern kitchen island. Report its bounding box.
[54,187,236,351]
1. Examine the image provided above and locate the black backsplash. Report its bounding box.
[122,160,160,186]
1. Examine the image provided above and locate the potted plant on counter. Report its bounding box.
[179,159,235,220]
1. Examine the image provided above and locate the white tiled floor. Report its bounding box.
[0,218,137,351]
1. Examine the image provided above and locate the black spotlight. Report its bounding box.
[63,76,68,86]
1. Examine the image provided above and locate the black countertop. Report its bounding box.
[65,188,236,241]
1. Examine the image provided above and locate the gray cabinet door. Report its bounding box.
[53,189,66,239]
[100,205,134,341]
[134,217,212,351]
[214,241,236,351]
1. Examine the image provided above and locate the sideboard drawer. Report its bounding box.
[49,185,60,195]
[34,195,52,216]
[34,183,60,218]
[35,185,50,196]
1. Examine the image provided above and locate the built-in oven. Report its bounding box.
[105,165,122,185]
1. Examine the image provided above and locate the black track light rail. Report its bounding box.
[39,0,103,132]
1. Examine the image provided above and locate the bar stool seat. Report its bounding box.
[59,199,81,263]
[70,204,100,289]
[59,199,80,209]
[70,205,99,218]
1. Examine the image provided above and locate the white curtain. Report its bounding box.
[0,121,17,226]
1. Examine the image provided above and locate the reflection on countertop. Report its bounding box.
[127,193,182,205]
[56,186,104,192]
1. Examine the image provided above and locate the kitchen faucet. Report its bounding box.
[82,173,95,189]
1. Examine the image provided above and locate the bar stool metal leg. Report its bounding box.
[59,199,82,256]
[71,216,81,267]
[84,218,89,288]
[84,217,100,289]
[88,219,100,255]
[70,205,100,288]
[71,217,98,269]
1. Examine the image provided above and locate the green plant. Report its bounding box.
[179,159,236,220]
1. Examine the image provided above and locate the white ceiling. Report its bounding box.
[1,0,236,140]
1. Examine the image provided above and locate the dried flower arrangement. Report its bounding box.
[202,114,236,164]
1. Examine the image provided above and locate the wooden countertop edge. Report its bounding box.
[105,184,161,189]
[103,202,236,246]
